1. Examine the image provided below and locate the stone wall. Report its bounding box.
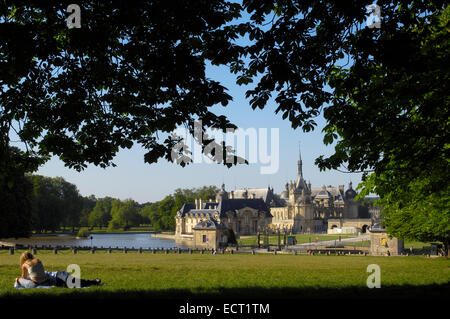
[192,229,227,250]
[220,207,271,236]
[175,233,194,246]
[370,230,404,256]
[327,218,371,234]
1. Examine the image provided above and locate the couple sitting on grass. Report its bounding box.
[15,251,101,289]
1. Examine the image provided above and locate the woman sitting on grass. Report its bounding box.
[15,251,101,288]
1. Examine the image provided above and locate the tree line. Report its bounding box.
[0,170,219,238]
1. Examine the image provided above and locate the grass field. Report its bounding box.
[332,241,371,248]
[1,249,449,299]
[237,234,356,246]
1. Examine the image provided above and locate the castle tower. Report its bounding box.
[295,148,307,191]
[293,147,309,204]
[291,147,313,232]
[280,182,289,200]
[343,181,359,218]
[215,183,228,202]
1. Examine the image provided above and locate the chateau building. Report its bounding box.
[175,188,273,247]
[175,150,371,248]
[270,151,366,233]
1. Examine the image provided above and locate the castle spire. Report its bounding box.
[297,143,303,179]
[295,143,307,191]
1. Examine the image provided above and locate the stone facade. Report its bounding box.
[369,227,404,256]
[175,149,374,248]
[175,189,272,247]
[192,218,228,250]
[327,218,372,235]
[269,150,370,233]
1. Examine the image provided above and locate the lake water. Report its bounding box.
[4,233,184,250]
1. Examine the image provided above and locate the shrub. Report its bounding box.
[77,227,90,238]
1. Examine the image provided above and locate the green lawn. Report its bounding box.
[1,249,448,299]
[403,240,442,250]
[339,240,371,248]
[238,235,440,251]
[238,233,356,246]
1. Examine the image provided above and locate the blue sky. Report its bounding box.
[34,7,368,204]
[36,60,363,203]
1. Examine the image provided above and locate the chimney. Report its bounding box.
[195,198,199,209]
[199,198,203,209]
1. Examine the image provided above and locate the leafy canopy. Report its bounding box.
[1,0,245,171]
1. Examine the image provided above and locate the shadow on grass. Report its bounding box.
[2,283,449,300]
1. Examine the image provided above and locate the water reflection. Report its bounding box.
[5,233,184,249]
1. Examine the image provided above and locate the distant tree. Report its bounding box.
[196,186,220,202]
[140,202,164,231]
[108,199,140,230]
[79,195,97,227]
[158,196,176,230]
[138,205,151,225]
[108,200,123,231]
[121,199,141,229]
[143,185,220,231]
[107,218,122,232]
[27,175,84,233]
[173,186,219,206]
[88,197,113,229]
[53,177,83,232]
[28,175,62,233]
[172,191,189,213]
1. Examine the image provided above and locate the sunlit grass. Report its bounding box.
[238,234,356,246]
[0,249,448,298]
